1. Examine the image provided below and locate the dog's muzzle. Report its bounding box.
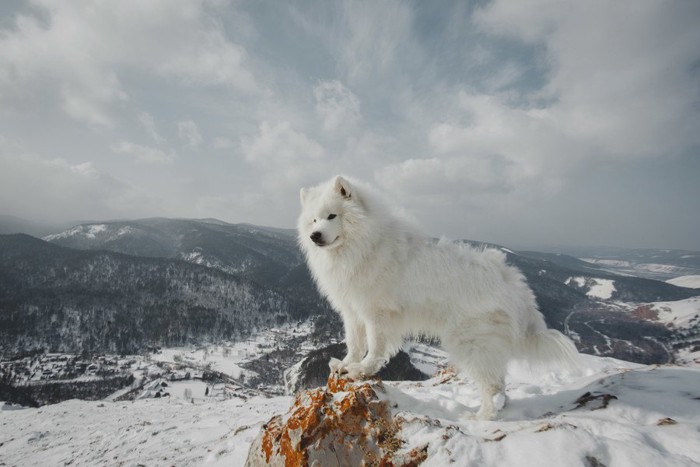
[310,231,323,245]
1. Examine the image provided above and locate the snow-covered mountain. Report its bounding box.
[2,219,698,365]
[42,218,304,288]
[0,234,309,356]
[2,354,699,466]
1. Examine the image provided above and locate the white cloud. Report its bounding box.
[313,80,361,133]
[0,0,259,127]
[177,120,203,149]
[0,2,697,249]
[158,29,258,92]
[385,0,700,215]
[289,0,419,88]
[242,121,324,164]
[240,120,328,193]
[427,91,583,184]
[475,0,700,158]
[0,3,130,127]
[378,154,513,198]
[138,112,165,144]
[110,141,174,164]
[337,0,415,83]
[212,137,235,150]
[70,161,101,178]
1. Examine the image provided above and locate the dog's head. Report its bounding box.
[297,175,358,251]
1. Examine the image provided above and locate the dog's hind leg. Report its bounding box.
[474,376,506,421]
[445,332,509,420]
[451,352,507,421]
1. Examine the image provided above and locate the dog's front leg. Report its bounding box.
[329,314,367,374]
[345,320,398,380]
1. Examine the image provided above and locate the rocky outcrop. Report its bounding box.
[245,376,428,466]
[284,343,429,393]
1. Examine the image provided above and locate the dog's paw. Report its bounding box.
[328,357,346,374]
[475,407,497,421]
[344,362,369,380]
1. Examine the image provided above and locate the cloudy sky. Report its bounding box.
[1,0,699,250]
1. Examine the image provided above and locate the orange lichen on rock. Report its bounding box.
[246,375,427,467]
[326,375,353,393]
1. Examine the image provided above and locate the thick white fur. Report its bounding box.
[297,175,579,420]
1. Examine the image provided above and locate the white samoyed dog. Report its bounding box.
[297,175,579,420]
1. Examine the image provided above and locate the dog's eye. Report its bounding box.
[313,219,317,223]
[327,214,337,220]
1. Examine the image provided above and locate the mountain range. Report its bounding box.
[1,217,698,365]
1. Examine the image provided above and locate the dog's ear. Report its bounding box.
[299,187,308,206]
[334,176,352,199]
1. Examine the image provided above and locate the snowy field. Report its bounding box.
[3,355,700,466]
[667,275,700,289]
[0,394,290,466]
[648,296,700,328]
[149,320,315,383]
[565,276,617,299]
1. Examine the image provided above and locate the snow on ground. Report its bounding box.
[404,341,449,375]
[565,276,617,299]
[582,258,631,268]
[565,276,586,288]
[150,320,315,381]
[676,346,700,367]
[648,296,700,328]
[42,226,83,241]
[586,278,616,299]
[152,346,250,380]
[667,275,700,289]
[0,395,290,467]
[43,223,131,242]
[4,354,700,466]
[387,358,700,466]
[166,380,209,401]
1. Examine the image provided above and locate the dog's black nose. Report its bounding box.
[310,231,322,244]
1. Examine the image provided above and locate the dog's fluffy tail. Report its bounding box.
[522,327,581,371]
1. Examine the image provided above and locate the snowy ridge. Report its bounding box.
[3,355,700,466]
[43,224,118,242]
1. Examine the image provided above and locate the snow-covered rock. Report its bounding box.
[246,377,426,466]
[248,355,700,466]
